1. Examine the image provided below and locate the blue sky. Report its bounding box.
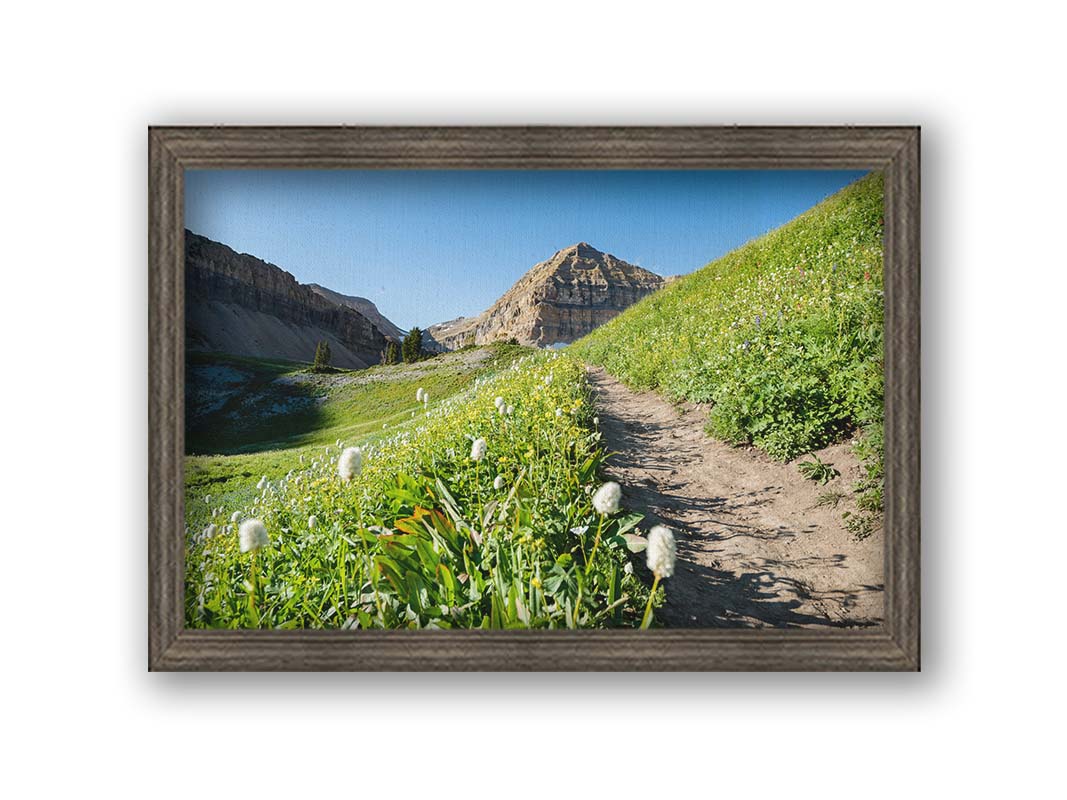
[185,169,867,330]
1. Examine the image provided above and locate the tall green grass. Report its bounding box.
[572,172,885,526]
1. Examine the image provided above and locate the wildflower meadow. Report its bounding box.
[185,350,670,629]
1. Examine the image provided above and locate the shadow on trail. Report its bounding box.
[625,487,883,628]
[590,370,883,629]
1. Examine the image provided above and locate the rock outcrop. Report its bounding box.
[185,231,395,369]
[427,242,664,349]
[421,319,463,353]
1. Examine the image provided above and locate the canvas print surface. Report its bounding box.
[183,169,885,629]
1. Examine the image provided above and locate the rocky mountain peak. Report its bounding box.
[558,241,597,257]
[427,243,664,349]
[548,241,607,264]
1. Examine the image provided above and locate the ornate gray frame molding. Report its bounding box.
[149,126,920,671]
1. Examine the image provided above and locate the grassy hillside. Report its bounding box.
[185,345,530,533]
[186,347,529,455]
[571,172,885,531]
[185,347,657,630]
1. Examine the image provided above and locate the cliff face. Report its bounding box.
[427,242,665,349]
[185,231,393,369]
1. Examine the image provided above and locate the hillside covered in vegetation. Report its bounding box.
[571,173,885,534]
[186,345,658,630]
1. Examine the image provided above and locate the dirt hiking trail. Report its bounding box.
[586,367,884,628]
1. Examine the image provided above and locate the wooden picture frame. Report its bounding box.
[149,126,920,671]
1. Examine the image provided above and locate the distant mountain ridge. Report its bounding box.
[307,284,406,341]
[185,231,402,369]
[427,242,665,349]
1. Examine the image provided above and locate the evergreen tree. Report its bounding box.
[313,340,331,370]
[382,341,399,365]
[402,327,423,363]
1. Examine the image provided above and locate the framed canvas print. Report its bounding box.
[148,126,919,671]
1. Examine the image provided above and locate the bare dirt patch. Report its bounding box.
[586,366,884,628]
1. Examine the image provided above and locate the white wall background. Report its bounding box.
[2,1,1061,796]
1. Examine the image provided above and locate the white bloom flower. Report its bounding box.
[238,519,270,553]
[592,481,621,515]
[256,475,268,490]
[230,511,241,523]
[623,561,634,575]
[308,515,318,530]
[470,438,488,462]
[494,396,505,409]
[336,438,343,448]
[555,408,563,417]
[493,475,505,490]
[505,405,514,416]
[647,525,676,579]
[423,391,430,405]
[203,495,211,505]
[202,523,217,539]
[593,417,599,427]
[338,446,363,481]
[416,387,425,402]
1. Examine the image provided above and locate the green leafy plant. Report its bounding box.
[843,510,877,541]
[796,453,840,484]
